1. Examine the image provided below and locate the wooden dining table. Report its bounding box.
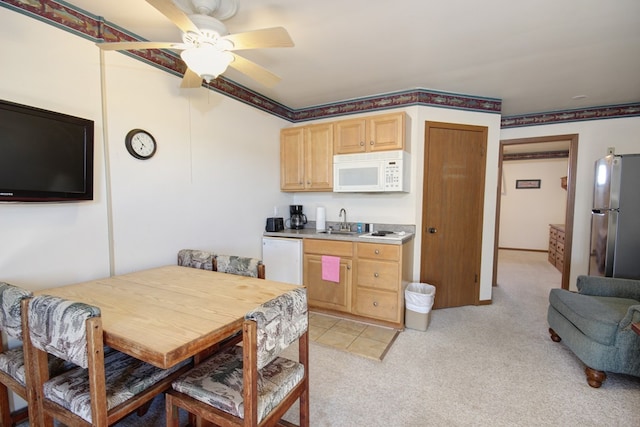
[36,265,301,369]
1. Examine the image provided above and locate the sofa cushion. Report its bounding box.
[549,289,638,346]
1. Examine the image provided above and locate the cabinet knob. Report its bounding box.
[347,265,351,270]
[359,141,365,146]
[370,140,374,146]
[373,301,378,307]
[374,272,379,278]
[374,249,380,254]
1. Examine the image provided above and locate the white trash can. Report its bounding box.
[404,282,435,331]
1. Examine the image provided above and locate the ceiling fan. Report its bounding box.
[96,0,294,88]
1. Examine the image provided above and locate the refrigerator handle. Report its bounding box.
[592,209,605,215]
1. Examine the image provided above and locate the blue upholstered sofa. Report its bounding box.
[548,275,640,387]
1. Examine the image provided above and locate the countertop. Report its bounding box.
[263,227,415,245]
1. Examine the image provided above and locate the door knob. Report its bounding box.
[428,227,437,234]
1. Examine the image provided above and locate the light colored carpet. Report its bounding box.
[24,250,640,426]
[281,249,640,426]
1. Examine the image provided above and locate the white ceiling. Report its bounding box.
[64,0,640,116]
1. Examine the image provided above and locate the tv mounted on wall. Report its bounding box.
[0,99,94,202]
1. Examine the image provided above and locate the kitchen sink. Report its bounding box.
[317,230,357,235]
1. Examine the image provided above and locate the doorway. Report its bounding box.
[420,121,488,309]
[493,134,578,290]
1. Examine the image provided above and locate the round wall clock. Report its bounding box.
[125,129,157,160]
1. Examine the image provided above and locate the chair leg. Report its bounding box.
[0,384,12,427]
[165,393,180,427]
[136,399,153,417]
[548,328,561,342]
[585,367,607,388]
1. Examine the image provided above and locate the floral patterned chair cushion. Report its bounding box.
[178,249,215,271]
[43,350,191,423]
[172,345,304,422]
[245,287,308,369]
[28,295,101,369]
[0,349,71,387]
[215,255,263,278]
[171,288,308,423]
[0,282,33,341]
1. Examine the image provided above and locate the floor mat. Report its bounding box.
[309,312,399,361]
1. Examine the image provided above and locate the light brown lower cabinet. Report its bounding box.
[303,238,413,329]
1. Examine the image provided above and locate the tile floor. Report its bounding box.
[309,312,399,361]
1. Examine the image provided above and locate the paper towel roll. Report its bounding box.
[316,206,326,231]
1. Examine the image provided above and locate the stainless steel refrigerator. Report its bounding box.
[589,154,640,279]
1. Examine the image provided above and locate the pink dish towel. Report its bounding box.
[321,255,340,283]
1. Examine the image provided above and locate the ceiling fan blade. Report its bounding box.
[224,27,294,50]
[146,0,200,34]
[228,53,281,88]
[181,68,203,88]
[96,41,182,51]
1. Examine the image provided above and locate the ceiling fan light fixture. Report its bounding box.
[181,47,234,82]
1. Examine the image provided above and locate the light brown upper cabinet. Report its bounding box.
[334,112,406,154]
[280,123,333,192]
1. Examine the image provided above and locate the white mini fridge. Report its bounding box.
[262,237,303,285]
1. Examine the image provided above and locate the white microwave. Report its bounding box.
[333,150,410,192]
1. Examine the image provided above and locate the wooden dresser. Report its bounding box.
[548,224,565,272]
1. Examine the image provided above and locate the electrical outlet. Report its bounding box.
[607,147,615,155]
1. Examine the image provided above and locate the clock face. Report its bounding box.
[125,129,156,159]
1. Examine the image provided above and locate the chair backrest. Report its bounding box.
[0,282,32,341]
[215,255,265,279]
[27,295,101,369]
[177,249,215,271]
[245,287,307,369]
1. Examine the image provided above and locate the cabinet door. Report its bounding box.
[280,128,305,191]
[305,124,334,190]
[334,118,367,154]
[304,254,351,312]
[367,113,405,152]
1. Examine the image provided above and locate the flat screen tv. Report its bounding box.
[0,99,94,202]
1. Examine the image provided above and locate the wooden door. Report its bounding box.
[305,123,334,190]
[421,122,487,308]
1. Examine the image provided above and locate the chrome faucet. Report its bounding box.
[339,208,349,231]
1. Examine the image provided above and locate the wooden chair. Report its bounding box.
[177,249,215,271]
[166,287,309,427]
[23,295,192,427]
[214,255,266,279]
[0,282,34,426]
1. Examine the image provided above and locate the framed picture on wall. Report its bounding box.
[516,179,541,189]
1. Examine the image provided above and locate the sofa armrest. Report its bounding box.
[577,275,640,300]
[620,304,640,331]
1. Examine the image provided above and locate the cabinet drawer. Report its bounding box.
[304,239,353,257]
[357,259,400,291]
[357,242,400,261]
[354,289,399,323]
[557,231,565,244]
[556,242,564,254]
[550,227,558,239]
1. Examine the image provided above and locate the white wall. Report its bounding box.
[500,117,640,288]
[0,8,292,291]
[500,158,568,250]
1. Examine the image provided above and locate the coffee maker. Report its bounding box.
[287,205,307,229]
